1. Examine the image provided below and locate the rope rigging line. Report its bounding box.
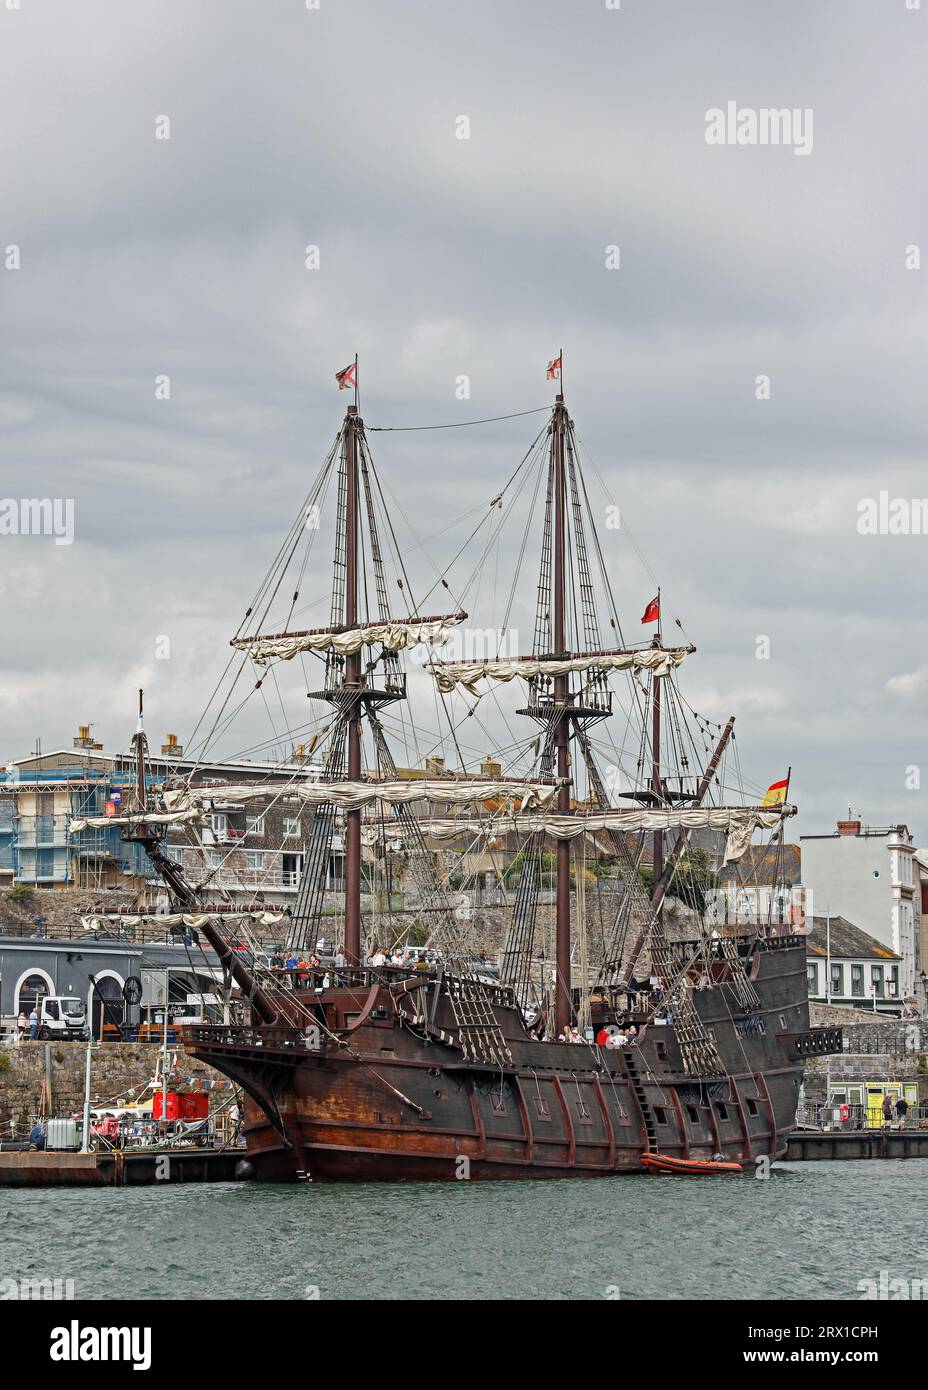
[367,405,551,432]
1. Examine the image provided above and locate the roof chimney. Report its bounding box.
[161,733,183,757]
[73,724,101,749]
[480,754,502,779]
[425,755,445,776]
[837,819,861,836]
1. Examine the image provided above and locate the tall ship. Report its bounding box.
[95,359,840,1180]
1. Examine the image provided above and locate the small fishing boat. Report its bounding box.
[641,1153,742,1176]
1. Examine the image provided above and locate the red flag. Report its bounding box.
[546,355,561,381]
[641,595,660,624]
[335,363,356,391]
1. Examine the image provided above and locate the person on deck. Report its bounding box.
[595,1026,611,1046]
[895,1096,909,1128]
[17,1011,27,1041]
[882,1094,894,1126]
[28,1007,38,1040]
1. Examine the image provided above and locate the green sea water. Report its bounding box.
[4,1159,926,1301]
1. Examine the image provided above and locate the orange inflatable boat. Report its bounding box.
[641,1152,743,1175]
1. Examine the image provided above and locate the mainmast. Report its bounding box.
[343,402,363,965]
[552,394,572,1036]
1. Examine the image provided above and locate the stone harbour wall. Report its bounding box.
[0,1041,230,1137]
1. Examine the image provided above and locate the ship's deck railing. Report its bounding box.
[263,963,428,994]
[185,1023,327,1052]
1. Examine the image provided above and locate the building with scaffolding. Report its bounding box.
[0,725,327,900]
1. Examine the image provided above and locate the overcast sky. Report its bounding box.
[1,0,926,841]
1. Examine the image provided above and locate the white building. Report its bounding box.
[805,915,903,1015]
[800,819,920,1004]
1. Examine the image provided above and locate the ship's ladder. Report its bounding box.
[442,975,513,1068]
[717,934,762,1013]
[648,938,728,1079]
[623,1048,657,1153]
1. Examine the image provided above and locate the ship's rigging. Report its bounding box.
[91,368,798,1072]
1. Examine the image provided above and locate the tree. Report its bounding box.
[638,848,718,913]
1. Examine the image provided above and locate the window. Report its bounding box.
[806,962,819,995]
[283,817,300,838]
[207,850,223,868]
[851,964,864,997]
[830,963,844,997]
[282,852,303,886]
[716,1102,729,1121]
[245,851,265,872]
[17,974,49,1014]
[246,815,264,835]
[209,813,227,834]
[746,1097,759,1117]
[871,965,884,998]
[653,1107,667,1126]
[686,1105,700,1123]
[888,967,899,998]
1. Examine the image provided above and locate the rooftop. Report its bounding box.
[806,915,901,962]
[718,842,800,886]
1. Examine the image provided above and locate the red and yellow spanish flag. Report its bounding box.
[761,777,789,806]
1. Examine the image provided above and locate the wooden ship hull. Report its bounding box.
[186,934,839,1182]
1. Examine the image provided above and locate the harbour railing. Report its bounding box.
[796,1101,928,1132]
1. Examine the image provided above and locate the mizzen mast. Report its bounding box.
[650,591,664,927]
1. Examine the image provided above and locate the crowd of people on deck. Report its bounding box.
[527,1019,642,1047]
[262,942,664,1051]
[266,939,437,990]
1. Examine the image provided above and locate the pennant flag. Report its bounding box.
[641,595,660,624]
[761,777,789,806]
[546,354,561,381]
[335,362,357,391]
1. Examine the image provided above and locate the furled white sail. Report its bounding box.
[233,615,462,667]
[69,809,205,832]
[79,911,285,932]
[369,805,793,865]
[428,646,692,694]
[164,779,559,814]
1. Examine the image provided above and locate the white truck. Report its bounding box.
[35,995,89,1041]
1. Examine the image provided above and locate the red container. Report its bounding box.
[153,1091,209,1121]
